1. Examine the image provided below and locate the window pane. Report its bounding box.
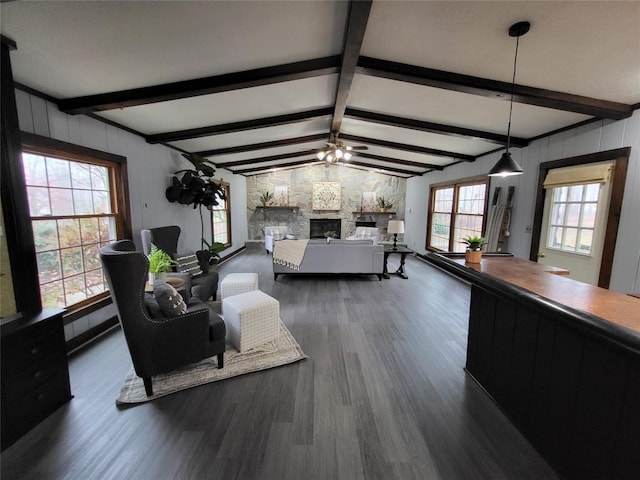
[23,153,48,186]
[563,228,578,250]
[90,165,108,190]
[64,274,87,305]
[70,162,92,189]
[37,251,62,283]
[73,189,94,214]
[46,158,71,188]
[85,269,106,296]
[41,281,64,309]
[80,217,100,244]
[50,188,74,215]
[551,203,565,225]
[434,188,453,212]
[568,185,583,202]
[457,184,486,214]
[27,186,51,216]
[566,204,581,227]
[61,246,84,276]
[584,183,600,202]
[93,190,111,213]
[58,218,81,248]
[83,244,102,271]
[553,187,568,202]
[32,219,59,252]
[582,203,597,229]
[577,229,593,254]
[548,226,563,249]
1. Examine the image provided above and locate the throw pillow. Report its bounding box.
[153,281,187,317]
[175,250,203,277]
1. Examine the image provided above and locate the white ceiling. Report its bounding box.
[2,0,639,178]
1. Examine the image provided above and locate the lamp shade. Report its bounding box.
[488,152,524,177]
[387,220,405,234]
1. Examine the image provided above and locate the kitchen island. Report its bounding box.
[426,253,639,480]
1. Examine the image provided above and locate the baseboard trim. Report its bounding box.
[66,316,120,355]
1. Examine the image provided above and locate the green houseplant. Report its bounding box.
[147,243,178,282]
[460,235,486,264]
[259,190,274,207]
[377,196,393,212]
[165,153,227,252]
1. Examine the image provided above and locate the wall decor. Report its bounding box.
[273,186,289,206]
[312,182,341,210]
[362,192,376,211]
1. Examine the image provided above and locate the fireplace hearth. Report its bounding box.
[310,219,342,239]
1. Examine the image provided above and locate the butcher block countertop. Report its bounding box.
[426,254,640,338]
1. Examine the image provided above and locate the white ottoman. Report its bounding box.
[220,272,259,301]
[222,290,280,352]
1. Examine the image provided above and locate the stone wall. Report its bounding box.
[246,164,406,241]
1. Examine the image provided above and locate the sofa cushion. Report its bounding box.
[175,250,203,277]
[328,238,374,245]
[153,280,187,317]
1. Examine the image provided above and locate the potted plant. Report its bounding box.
[259,190,274,207]
[377,196,393,212]
[147,243,178,283]
[460,235,486,264]
[196,240,227,271]
[165,153,227,253]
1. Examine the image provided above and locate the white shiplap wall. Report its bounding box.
[14,90,248,341]
[406,110,640,294]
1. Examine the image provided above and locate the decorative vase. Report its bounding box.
[148,272,167,284]
[465,250,483,264]
[379,207,386,213]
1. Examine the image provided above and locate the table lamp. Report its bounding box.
[387,220,404,250]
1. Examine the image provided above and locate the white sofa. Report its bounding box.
[264,226,288,254]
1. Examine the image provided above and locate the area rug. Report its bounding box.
[116,320,306,405]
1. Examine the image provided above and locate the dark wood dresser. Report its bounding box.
[1,309,72,451]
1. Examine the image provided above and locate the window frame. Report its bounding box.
[426,175,489,252]
[20,132,131,317]
[209,181,231,248]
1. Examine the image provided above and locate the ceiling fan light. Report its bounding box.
[488,152,523,177]
[317,151,326,160]
[344,152,352,161]
[335,148,343,158]
[346,146,353,151]
[326,152,334,163]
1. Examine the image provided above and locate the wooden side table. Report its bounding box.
[145,276,185,293]
[383,246,412,279]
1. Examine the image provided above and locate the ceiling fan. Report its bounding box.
[316,133,368,165]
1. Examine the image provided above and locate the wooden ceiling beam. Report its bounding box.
[330,0,372,133]
[339,133,475,161]
[357,56,633,120]
[215,149,318,168]
[59,56,341,115]
[194,133,328,157]
[146,108,332,144]
[345,107,528,147]
[356,152,444,170]
[232,158,321,174]
[340,158,424,176]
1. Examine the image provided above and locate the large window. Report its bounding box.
[210,182,231,247]
[21,135,129,311]
[546,183,600,255]
[427,177,488,252]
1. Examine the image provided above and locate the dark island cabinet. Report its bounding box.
[466,285,640,480]
[1,309,72,451]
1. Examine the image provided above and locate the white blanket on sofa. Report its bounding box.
[273,239,309,270]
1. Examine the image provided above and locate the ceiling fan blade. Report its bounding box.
[352,146,368,150]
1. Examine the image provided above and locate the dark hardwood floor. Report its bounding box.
[1,245,559,480]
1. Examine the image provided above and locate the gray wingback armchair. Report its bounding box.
[140,225,219,302]
[100,240,225,396]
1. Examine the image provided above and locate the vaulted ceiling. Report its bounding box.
[2,1,639,178]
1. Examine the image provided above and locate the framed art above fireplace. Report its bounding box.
[312,182,341,210]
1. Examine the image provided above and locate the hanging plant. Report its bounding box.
[165,153,227,250]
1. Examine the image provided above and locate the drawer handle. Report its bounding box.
[34,370,43,379]
[37,393,46,401]
[30,347,40,355]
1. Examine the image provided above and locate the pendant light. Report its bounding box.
[489,21,530,177]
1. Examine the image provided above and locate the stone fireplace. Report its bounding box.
[309,218,342,239]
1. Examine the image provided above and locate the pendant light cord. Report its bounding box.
[506,34,520,153]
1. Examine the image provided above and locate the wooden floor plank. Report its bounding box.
[1,246,560,480]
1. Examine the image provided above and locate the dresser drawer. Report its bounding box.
[2,372,71,446]
[2,321,64,371]
[1,353,67,402]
